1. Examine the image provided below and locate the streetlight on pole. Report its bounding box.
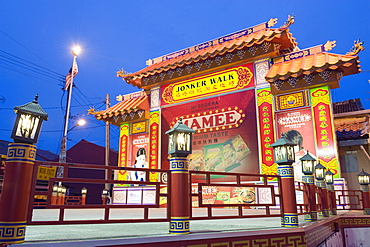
[59,45,81,164]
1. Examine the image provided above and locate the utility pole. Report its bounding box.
[105,94,110,191]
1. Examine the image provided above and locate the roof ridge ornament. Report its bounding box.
[346,39,365,56]
[267,18,278,28]
[324,41,336,51]
[280,15,295,29]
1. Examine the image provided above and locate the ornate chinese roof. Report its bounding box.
[92,95,149,126]
[334,99,370,141]
[118,17,298,88]
[266,40,363,94]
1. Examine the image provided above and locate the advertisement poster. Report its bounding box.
[161,90,259,182]
[191,185,257,206]
[130,134,149,182]
[275,108,316,181]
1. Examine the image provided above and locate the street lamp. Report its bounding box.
[325,169,337,215]
[0,95,48,244]
[315,162,326,181]
[59,45,81,164]
[315,162,329,217]
[325,169,334,185]
[300,150,316,175]
[67,119,86,133]
[11,95,48,144]
[165,118,196,157]
[81,187,87,205]
[102,189,109,205]
[357,169,370,215]
[357,169,370,185]
[270,136,296,164]
[271,136,298,227]
[165,118,195,234]
[299,150,317,221]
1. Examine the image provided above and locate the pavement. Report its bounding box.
[16,208,308,246]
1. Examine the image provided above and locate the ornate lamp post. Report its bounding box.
[0,95,48,245]
[271,136,298,227]
[81,187,88,205]
[102,189,109,205]
[51,184,59,205]
[315,162,329,217]
[325,169,337,215]
[299,150,317,221]
[165,118,195,234]
[357,169,370,215]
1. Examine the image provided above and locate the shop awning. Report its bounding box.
[93,95,149,125]
[119,27,297,88]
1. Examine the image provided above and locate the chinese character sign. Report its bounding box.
[256,88,277,178]
[310,86,340,178]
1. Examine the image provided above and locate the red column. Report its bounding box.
[278,164,298,227]
[303,175,317,221]
[327,184,337,215]
[360,185,370,215]
[81,194,86,205]
[169,156,190,234]
[0,143,36,244]
[317,180,329,217]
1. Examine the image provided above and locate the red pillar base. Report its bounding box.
[0,143,36,244]
[169,156,190,235]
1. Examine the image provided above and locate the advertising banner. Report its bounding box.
[275,108,316,181]
[130,133,149,182]
[161,90,259,181]
[161,63,254,106]
[310,86,340,177]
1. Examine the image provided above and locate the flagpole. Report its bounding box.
[59,47,80,164]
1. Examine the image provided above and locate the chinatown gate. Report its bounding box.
[94,16,361,200]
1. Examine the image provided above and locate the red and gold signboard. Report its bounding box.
[256,88,277,178]
[118,123,129,182]
[161,63,254,105]
[161,90,259,181]
[275,91,309,111]
[310,86,340,177]
[149,110,160,181]
[275,108,316,181]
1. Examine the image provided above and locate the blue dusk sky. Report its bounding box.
[0,0,369,154]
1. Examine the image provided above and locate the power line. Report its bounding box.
[0,30,61,72]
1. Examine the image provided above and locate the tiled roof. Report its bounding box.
[333,98,364,114]
[119,28,297,87]
[266,52,360,82]
[335,117,369,140]
[94,95,149,120]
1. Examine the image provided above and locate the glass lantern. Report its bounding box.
[300,150,316,175]
[315,162,326,180]
[357,169,370,185]
[10,95,48,144]
[325,169,334,185]
[165,117,196,157]
[270,136,296,164]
